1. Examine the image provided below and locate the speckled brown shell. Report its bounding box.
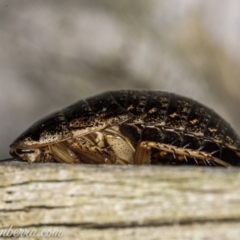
[10,90,240,166]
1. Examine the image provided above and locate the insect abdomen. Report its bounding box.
[111,90,240,166]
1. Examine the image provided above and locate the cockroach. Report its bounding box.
[9,90,240,167]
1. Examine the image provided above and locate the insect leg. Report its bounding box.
[104,134,135,164]
[70,137,117,164]
[51,142,81,163]
[134,141,232,167]
[134,141,151,165]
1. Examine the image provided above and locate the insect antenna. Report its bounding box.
[0,157,17,162]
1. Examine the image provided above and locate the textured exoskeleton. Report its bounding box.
[10,90,240,167]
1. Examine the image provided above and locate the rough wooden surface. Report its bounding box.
[0,161,240,239]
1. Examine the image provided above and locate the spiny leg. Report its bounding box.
[134,141,232,167]
[70,138,117,164]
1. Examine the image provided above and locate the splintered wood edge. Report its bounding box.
[0,161,240,240]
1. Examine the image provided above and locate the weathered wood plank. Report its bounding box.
[0,161,240,239]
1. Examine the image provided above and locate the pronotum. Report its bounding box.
[9,90,240,167]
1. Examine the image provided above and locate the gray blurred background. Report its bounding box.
[1,0,240,160]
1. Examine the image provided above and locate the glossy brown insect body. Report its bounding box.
[10,90,240,167]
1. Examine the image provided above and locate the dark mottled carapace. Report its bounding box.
[10,90,240,166]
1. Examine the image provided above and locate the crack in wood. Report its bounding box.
[0,179,81,188]
[0,205,75,212]
[5,217,240,229]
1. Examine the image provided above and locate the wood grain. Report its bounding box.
[0,161,240,239]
